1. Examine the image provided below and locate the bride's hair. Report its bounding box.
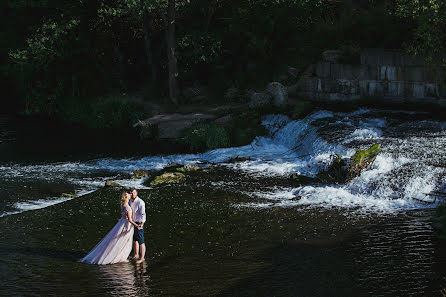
[120,192,130,206]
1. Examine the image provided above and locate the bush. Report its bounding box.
[292,101,314,120]
[179,123,231,152]
[58,95,143,129]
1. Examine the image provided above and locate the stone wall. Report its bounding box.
[297,49,446,106]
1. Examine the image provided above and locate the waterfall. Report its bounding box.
[1,109,445,216]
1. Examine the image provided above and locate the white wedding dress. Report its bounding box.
[80,205,134,264]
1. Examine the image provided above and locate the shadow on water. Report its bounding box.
[212,241,358,297]
[0,246,85,261]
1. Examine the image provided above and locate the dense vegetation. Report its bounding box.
[1,0,445,127]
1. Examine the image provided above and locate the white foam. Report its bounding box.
[0,196,74,217]
[1,109,445,216]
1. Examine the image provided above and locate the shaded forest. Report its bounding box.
[1,0,445,129]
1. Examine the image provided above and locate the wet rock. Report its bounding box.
[177,165,200,173]
[182,86,206,103]
[213,114,233,125]
[322,50,345,63]
[224,87,239,100]
[150,172,186,186]
[134,113,217,139]
[131,169,153,179]
[248,91,272,108]
[163,163,183,172]
[104,180,121,188]
[316,154,348,183]
[348,144,381,179]
[226,156,251,163]
[290,173,315,184]
[266,82,288,107]
[60,193,76,198]
[290,196,302,201]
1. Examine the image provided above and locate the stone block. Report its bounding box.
[412,82,425,98]
[358,65,378,80]
[316,62,331,78]
[404,66,424,82]
[384,81,405,97]
[337,79,359,95]
[321,79,339,93]
[360,48,425,66]
[322,50,344,63]
[425,83,439,98]
[379,66,398,80]
[360,80,384,97]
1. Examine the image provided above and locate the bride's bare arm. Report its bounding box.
[126,209,139,227]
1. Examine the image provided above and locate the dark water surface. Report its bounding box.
[0,185,444,297]
[1,109,445,296]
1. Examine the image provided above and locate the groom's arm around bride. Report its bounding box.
[129,188,146,263]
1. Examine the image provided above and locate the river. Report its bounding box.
[0,108,445,296]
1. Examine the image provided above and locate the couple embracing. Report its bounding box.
[80,188,146,264]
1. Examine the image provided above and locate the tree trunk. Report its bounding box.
[205,0,218,33]
[112,40,127,91]
[166,0,179,105]
[142,12,157,83]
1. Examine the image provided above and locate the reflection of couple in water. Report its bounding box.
[80,188,146,264]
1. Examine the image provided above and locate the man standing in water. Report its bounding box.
[129,188,146,263]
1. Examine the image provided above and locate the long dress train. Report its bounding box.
[80,205,134,264]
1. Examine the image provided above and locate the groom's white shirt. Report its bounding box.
[130,196,146,223]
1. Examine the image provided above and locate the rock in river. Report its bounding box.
[348,144,381,180]
[150,172,186,186]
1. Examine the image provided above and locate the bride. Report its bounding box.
[80,192,139,264]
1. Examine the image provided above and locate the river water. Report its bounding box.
[0,108,445,296]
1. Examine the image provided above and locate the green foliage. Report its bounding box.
[178,32,222,78]
[395,0,446,69]
[227,110,266,146]
[179,123,231,152]
[149,172,186,186]
[138,123,157,141]
[59,95,143,129]
[350,144,382,165]
[292,101,314,120]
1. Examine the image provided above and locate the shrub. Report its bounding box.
[59,95,143,129]
[179,123,230,152]
[292,101,314,120]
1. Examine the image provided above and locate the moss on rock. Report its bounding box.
[176,165,200,173]
[150,172,186,186]
[132,169,153,179]
[104,180,121,187]
[348,144,381,179]
[60,193,76,198]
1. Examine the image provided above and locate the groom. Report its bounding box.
[129,188,146,263]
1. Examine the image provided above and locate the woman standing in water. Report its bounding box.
[80,192,139,264]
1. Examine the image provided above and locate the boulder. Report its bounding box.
[213,114,233,125]
[348,144,381,179]
[224,87,239,100]
[248,91,272,108]
[131,169,153,179]
[322,50,345,63]
[266,82,288,107]
[290,196,302,201]
[150,172,186,186]
[182,86,206,103]
[176,164,200,173]
[104,180,121,188]
[61,193,76,198]
[134,113,217,139]
[226,156,251,163]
